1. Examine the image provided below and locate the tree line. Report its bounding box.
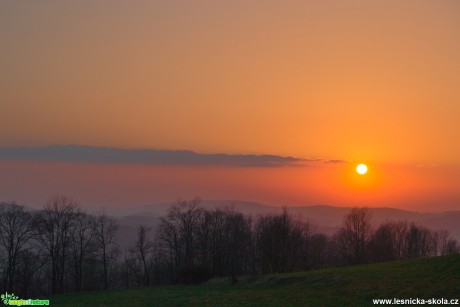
[0,197,458,296]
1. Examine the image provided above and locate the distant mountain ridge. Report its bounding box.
[105,200,460,250]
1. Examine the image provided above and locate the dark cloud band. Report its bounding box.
[0,145,307,167]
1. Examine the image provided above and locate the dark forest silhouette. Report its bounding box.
[0,197,458,296]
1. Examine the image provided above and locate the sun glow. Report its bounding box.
[356,164,368,175]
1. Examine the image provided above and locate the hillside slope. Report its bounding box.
[52,254,460,306]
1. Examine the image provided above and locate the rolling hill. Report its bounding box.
[109,200,460,250]
[51,254,460,306]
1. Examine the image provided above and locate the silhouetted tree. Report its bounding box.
[368,221,406,262]
[435,230,458,256]
[93,212,119,290]
[403,223,433,259]
[2,196,458,296]
[255,207,308,274]
[336,207,372,265]
[444,239,459,255]
[69,210,95,291]
[157,216,181,280]
[128,225,154,286]
[0,202,35,292]
[34,196,79,294]
[204,206,252,278]
[304,229,329,270]
[157,198,203,281]
[16,248,46,296]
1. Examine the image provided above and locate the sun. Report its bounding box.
[356,163,368,175]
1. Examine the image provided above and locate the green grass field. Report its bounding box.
[51,254,460,306]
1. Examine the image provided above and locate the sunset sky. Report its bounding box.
[1,1,459,211]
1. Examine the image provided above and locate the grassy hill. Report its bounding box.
[51,254,460,306]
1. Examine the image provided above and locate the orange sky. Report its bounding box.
[1,1,459,211]
[0,159,459,212]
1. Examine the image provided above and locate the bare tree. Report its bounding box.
[337,207,372,265]
[255,207,304,274]
[69,210,95,292]
[436,230,459,256]
[169,198,202,268]
[157,216,181,280]
[444,239,459,255]
[203,207,227,276]
[0,202,35,292]
[437,230,450,256]
[223,208,253,278]
[93,212,119,290]
[403,223,433,259]
[303,224,328,270]
[34,196,79,294]
[128,225,154,286]
[193,205,254,278]
[368,221,404,262]
[16,248,47,296]
[157,198,203,281]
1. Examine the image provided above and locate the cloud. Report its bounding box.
[0,145,308,167]
[323,159,347,164]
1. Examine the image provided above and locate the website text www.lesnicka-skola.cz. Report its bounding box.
[373,298,459,305]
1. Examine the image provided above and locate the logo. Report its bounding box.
[1,292,49,306]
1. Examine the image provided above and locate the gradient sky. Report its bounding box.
[1,1,459,211]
